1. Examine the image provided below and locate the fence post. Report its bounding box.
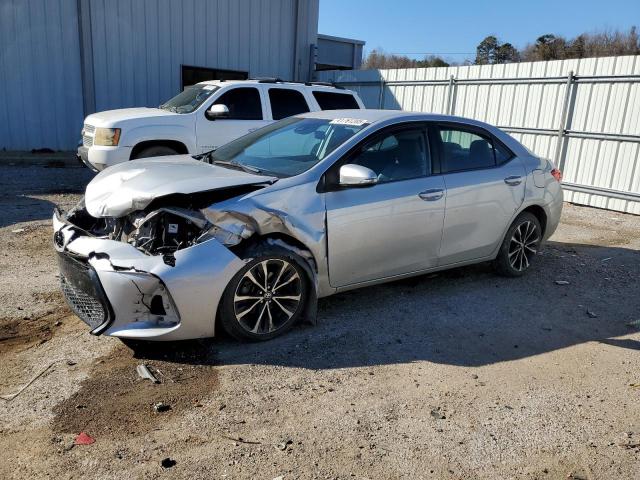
[378,78,386,109]
[554,71,575,169]
[445,75,455,115]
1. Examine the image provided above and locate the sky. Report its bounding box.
[319,0,640,63]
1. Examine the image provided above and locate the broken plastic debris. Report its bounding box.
[11,228,25,234]
[554,280,570,285]
[136,364,160,384]
[74,432,95,445]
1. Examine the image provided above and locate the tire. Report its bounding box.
[219,245,309,342]
[132,145,178,159]
[493,212,542,277]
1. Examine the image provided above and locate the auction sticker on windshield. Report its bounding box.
[329,118,369,126]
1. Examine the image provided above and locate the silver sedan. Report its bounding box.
[53,110,563,342]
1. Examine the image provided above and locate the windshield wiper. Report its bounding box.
[213,159,262,174]
[192,151,263,174]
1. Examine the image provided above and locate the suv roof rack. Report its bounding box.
[254,77,285,83]
[305,81,344,90]
[249,78,345,89]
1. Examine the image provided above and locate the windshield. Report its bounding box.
[160,85,219,113]
[210,117,369,177]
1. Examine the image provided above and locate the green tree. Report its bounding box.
[495,43,519,64]
[475,36,499,64]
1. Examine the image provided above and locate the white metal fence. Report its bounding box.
[318,55,640,215]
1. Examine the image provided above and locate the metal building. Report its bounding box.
[0,0,328,151]
[315,34,365,71]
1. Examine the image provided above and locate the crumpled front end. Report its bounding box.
[53,206,245,340]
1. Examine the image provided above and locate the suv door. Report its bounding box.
[431,123,526,265]
[195,86,269,152]
[324,125,446,287]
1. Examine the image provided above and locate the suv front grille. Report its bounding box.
[60,275,106,330]
[82,124,95,147]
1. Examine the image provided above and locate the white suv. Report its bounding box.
[78,79,364,171]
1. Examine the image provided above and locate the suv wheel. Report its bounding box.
[494,212,542,277]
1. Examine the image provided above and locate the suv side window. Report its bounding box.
[351,128,429,183]
[313,91,360,110]
[437,127,499,172]
[268,88,310,120]
[213,87,262,120]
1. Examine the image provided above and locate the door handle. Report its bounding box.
[504,176,522,186]
[418,189,444,201]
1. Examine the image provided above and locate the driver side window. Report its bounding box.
[212,87,263,120]
[351,128,429,183]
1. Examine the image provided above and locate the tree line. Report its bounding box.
[361,27,640,69]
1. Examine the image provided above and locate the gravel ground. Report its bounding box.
[0,165,639,479]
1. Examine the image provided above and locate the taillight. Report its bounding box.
[551,168,562,182]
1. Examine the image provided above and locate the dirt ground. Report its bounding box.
[0,164,639,479]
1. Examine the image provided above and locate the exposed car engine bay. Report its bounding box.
[63,195,248,261]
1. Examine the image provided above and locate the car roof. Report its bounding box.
[196,79,350,91]
[298,109,491,125]
[297,109,531,156]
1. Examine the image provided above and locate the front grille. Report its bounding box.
[82,124,94,147]
[60,275,106,330]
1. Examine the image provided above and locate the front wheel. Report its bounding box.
[219,250,308,342]
[493,212,542,277]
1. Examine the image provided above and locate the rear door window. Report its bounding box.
[268,88,310,120]
[213,87,263,120]
[437,127,498,172]
[313,91,360,110]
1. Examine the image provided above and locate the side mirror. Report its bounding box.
[206,104,229,120]
[339,164,378,187]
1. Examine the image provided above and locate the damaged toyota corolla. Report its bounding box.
[53,110,563,342]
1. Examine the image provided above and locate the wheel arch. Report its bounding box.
[226,232,319,332]
[520,204,548,238]
[130,139,189,159]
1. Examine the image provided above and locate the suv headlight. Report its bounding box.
[94,128,121,146]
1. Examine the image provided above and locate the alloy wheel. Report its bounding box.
[508,221,540,272]
[233,259,302,335]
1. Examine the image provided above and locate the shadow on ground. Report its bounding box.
[130,240,640,370]
[0,165,94,227]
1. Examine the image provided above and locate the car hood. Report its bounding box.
[84,155,276,218]
[84,107,177,127]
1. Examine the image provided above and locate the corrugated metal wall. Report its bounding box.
[0,0,85,151]
[88,0,318,113]
[318,56,640,215]
[0,0,319,151]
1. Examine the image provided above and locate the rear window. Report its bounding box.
[313,91,360,110]
[268,88,310,120]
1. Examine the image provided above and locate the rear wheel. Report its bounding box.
[493,212,542,277]
[132,145,178,159]
[219,248,308,342]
